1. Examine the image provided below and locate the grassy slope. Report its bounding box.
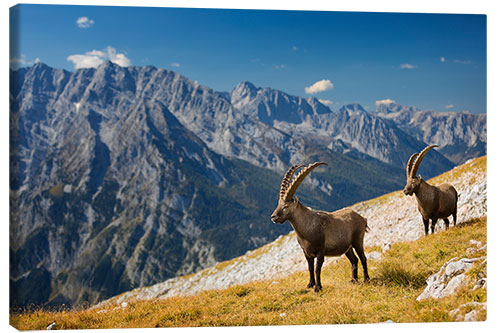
[10,216,486,329]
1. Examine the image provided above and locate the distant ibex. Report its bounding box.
[404,145,458,235]
[271,162,369,292]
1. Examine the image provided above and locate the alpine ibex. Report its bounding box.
[271,162,369,292]
[404,145,458,235]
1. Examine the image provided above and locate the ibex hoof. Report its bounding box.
[307,282,315,288]
[314,285,322,292]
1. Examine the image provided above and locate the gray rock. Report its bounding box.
[449,302,486,321]
[441,274,467,298]
[473,278,487,290]
[382,243,392,253]
[367,251,382,260]
[464,310,479,321]
[417,257,482,301]
[469,239,482,247]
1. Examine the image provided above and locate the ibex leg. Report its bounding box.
[314,253,324,292]
[353,244,370,281]
[345,247,359,282]
[431,218,438,234]
[422,217,430,235]
[443,218,450,230]
[304,252,315,289]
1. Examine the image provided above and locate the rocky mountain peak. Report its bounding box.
[231,82,332,126]
[375,101,419,115]
[232,81,258,98]
[339,103,368,114]
[31,61,50,71]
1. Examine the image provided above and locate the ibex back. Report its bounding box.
[271,162,369,292]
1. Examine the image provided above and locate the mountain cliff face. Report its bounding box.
[10,62,299,308]
[9,62,484,309]
[375,102,486,164]
[230,81,331,125]
[230,82,454,176]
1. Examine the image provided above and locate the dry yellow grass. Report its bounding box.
[429,155,486,186]
[11,217,486,330]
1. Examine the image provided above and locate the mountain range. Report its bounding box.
[9,62,486,308]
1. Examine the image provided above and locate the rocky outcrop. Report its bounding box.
[416,256,485,301]
[416,239,487,322]
[449,302,487,321]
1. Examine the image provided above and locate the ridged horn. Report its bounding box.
[283,162,328,202]
[410,145,438,178]
[279,164,305,200]
[406,153,419,178]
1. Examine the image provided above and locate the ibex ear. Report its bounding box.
[417,175,422,182]
[293,196,299,203]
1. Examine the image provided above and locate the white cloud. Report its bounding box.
[106,47,131,67]
[67,46,131,69]
[440,57,446,62]
[76,16,95,28]
[445,104,454,109]
[274,64,286,69]
[305,79,334,94]
[292,46,298,51]
[318,99,333,106]
[400,63,417,69]
[376,99,396,106]
[67,52,105,69]
[10,55,42,69]
[10,56,26,69]
[170,62,181,68]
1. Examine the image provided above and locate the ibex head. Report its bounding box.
[403,145,438,196]
[271,162,327,224]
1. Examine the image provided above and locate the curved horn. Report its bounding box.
[279,164,305,200]
[410,145,438,178]
[406,153,419,178]
[283,162,328,202]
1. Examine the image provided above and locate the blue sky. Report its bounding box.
[9,3,486,113]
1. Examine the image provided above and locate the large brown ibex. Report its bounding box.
[404,145,458,235]
[271,162,369,292]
